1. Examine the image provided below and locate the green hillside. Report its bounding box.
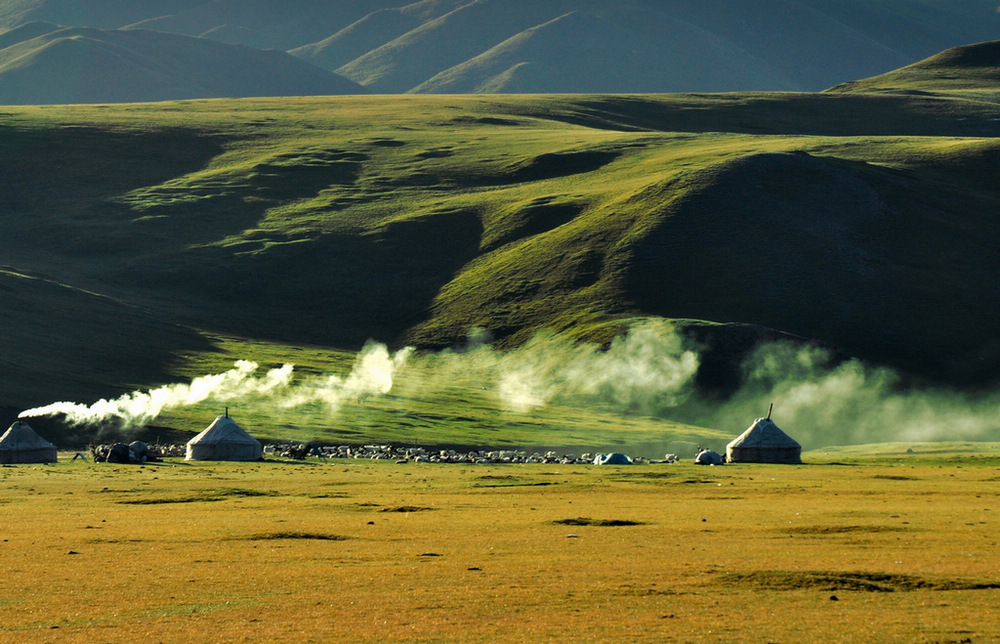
[828,39,1000,94]
[3,51,1000,449]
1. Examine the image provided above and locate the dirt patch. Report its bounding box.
[785,524,910,535]
[617,471,675,480]
[116,488,280,504]
[716,570,1000,592]
[238,532,349,541]
[552,517,646,527]
[474,474,558,488]
[474,479,556,488]
[380,506,435,513]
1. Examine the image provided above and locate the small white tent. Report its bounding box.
[593,452,632,465]
[726,417,801,464]
[185,415,262,461]
[0,421,58,464]
[694,449,724,465]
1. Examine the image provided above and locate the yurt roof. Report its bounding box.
[187,416,259,446]
[727,417,800,449]
[0,421,56,450]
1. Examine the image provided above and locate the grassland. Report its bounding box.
[3,63,1000,449]
[0,447,998,642]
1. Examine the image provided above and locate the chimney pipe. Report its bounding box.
[767,403,773,420]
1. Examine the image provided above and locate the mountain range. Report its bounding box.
[0,1,999,102]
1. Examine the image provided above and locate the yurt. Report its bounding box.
[593,452,632,465]
[694,449,724,465]
[726,416,802,464]
[0,421,58,464]
[186,415,262,461]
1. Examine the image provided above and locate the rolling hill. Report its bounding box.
[0,21,365,104]
[828,39,1000,94]
[0,1,998,98]
[1,43,999,448]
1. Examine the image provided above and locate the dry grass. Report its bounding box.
[0,452,997,642]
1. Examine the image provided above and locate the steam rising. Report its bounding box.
[697,342,1000,449]
[447,323,699,414]
[17,320,1000,450]
[400,321,1000,450]
[18,342,412,431]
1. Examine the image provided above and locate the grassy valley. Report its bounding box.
[2,45,1000,450]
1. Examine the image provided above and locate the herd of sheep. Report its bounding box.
[88,441,685,465]
[263,443,674,465]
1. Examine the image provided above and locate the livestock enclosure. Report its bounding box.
[0,445,998,642]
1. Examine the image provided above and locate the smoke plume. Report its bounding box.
[392,320,699,415]
[18,342,412,431]
[395,321,1000,450]
[693,341,1000,449]
[17,321,1000,450]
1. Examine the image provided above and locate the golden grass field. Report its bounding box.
[1,446,998,642]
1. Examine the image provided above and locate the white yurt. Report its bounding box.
[185,415,262,461]
[0,421,58,464]
[726,415,801,464]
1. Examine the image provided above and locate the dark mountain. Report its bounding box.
[290,0,466,72]
[412,10,792,94]
[332,1,570,93]
[0,22,365,104]
[1,1,999,96]
[126,0,406,51]
[0,0,203,30]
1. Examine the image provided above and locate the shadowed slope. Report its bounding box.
[414,10,790,94]
[335,1,563,93]
[498,93,1000,137]
[2,1,1000,95]
[0,267,213,410]
[291,0,465,72]
[0,0,201,30]
[619,150,1000,383]
[0,22,365,104]
[126,0,405,50]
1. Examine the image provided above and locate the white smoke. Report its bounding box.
[400,320,700,415]
[18,360,293,429]
[18,342,413,431]
[17,321,1000,450]
[495,323,700,413]
[280,343,413,411]
[396,323,1000,450]
[702,342,1000,449]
